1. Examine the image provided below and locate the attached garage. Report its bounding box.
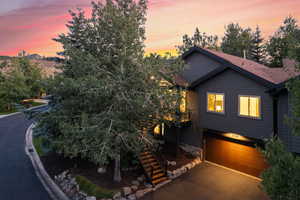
[205,133,268,177]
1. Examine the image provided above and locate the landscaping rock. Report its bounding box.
[127,194,136,200]
[86,197,96,200]
[137,175,145,182]
[131,185,138,192]
[167,161,176,166]
[97,167,107,174]
[131,180,140,186]
[144,183,152,188]
[122,187,132,196]
[135,190,144,199]
[113,192,121,200]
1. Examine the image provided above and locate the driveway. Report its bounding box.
[0,113,51,200]
[143,162,269,200]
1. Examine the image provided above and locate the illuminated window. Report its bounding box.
[207,93,225,113]
[239,95,261,118]
[154,125,160,135]
[153,124,165,136]
[180,90,187,113]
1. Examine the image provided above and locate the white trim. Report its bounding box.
[205,161,262,181]
[206,92,225,114]
[0,104,47,119]
[25,123,70,200]
[238,95,262,120]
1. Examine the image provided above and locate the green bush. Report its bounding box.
[33,136,45,156]
[75,175,116,199]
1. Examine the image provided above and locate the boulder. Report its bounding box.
[113,192,121,200]
[97,167,107,174]
[127,194,136,200]
[86,196,96,200]
[122,187,132,196]
[137,175,145,182]
[131,185,138,192]
[131,180,140,186]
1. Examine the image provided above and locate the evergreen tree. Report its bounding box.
[266,16,299,67]
[221,23,253,58]
[250,26,267,64]
[35,0,184,182]
[261,138,300,200]
[177,27,219,54]
[0,58,44,112]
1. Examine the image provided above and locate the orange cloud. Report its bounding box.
[0,0,299,56]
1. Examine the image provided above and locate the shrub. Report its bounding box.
[75,175,116,199]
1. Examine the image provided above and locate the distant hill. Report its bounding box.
[0,58,61,77]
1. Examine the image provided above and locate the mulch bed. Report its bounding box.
[41,152,142,190]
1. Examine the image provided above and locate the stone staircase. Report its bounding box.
[139,151,169,186]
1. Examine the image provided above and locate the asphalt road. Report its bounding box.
[0,112,51,200]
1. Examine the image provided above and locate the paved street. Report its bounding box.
[0,113,51,200]
[143,162,269,200]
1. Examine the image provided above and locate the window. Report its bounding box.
[153,123,165,136]
[180,90,187,113]
[239,95,261,118]
[207,93,225,113]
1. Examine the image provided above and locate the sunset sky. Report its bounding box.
[0,0,300,57]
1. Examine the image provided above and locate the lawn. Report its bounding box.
[0,101,46,115]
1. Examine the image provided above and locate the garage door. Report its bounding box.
[205,135,268,177]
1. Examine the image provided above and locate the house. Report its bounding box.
[157,47,300,178]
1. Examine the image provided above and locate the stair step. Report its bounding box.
[145,168,163,174]
[140,154,153,160]
[140,151,151,156]
[140,158,156,164]
[143,162,160,168]
[152,176,168,185]
[151,173,165,179]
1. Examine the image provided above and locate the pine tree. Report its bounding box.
[250,26,267,64]
[35,0,184,182]
[221,23,253,58]
[177,27,219,54]
[266,16,299,67]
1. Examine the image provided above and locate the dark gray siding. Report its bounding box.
[181,52,221,84]
[278,91,300,153]
[195,69,274,139]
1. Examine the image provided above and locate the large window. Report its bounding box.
[239,95,261,118]
[207,93,225,113]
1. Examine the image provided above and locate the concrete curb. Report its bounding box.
[0,104,47,119]
[25,123,71,200]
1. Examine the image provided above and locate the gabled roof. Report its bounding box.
[182,47,300,89]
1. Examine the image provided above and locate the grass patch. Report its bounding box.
[33,136,45,156]
[29,102,45,107]
[75,175,117,199]
[0,108,17,115]
[0,101,45,115]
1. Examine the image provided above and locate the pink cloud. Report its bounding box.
[0,0,300,56]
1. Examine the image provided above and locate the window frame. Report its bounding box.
[238,95,262,119]
[206,92,225,114]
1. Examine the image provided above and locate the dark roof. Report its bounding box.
[182,47,300,88]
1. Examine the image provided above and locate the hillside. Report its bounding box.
[0,58,61,77]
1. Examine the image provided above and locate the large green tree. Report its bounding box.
[261,16,300,200]
[177,27,219,54]
[0,58,43,112]
[221,23,253,59]
[266,16,300,67]
[35,0,184,182]
[261,138,300,200]
[250,26,267,64]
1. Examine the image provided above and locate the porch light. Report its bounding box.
[223,132,251,142]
